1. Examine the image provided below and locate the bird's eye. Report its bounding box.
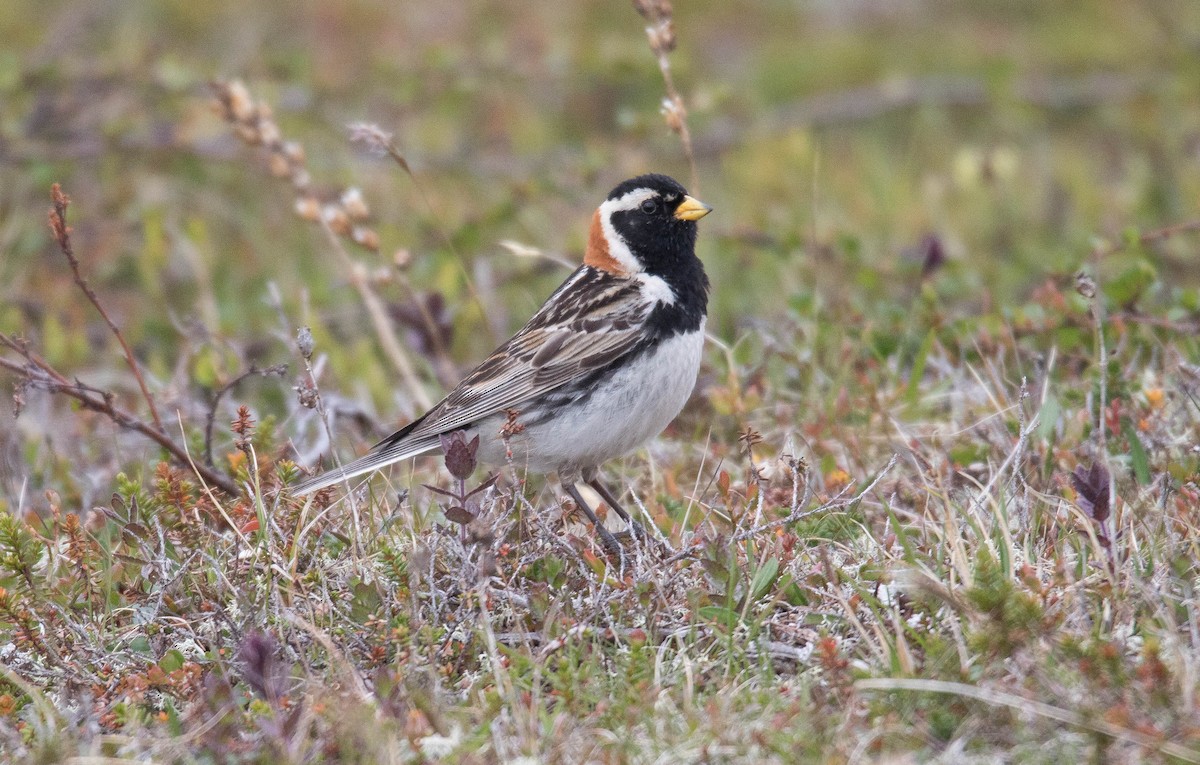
[640,199,659,215]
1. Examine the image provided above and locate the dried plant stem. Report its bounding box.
[633,0,699,192]
[211,82,431,409]
[203,364,288,467]
[856,678,1200,763]
[1085,215,1200,519]
[1093,218,1200,259]
[370,134,493,339]
[317,219,433,411]
[49,184,163,432]
[1091,295,1108,448]
[664,454,897,565]
[651,56,697,193]
[303,378,365,558]
[0,335,240,495]
[1079,267,1113,517]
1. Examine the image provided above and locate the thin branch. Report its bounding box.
[209,82,434,411]
[0,334,240,495]
[664,454,898,564]
[856,678,1200,763]
[1093,218,1200,259]
[203,363,289,467]
[349,123,496,345]
[632,0,699,192]
[49,184,164,432]
[316,218,433,410]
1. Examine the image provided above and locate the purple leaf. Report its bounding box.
[238,631,284,704]
[440,431,479,481]
[444,506,476,525]
[919,234,946,278]
[1071,462,1111,523]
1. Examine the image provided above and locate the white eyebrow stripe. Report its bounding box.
[604,187,657,212]
[597,189,658,274]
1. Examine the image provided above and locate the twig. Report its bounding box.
[856,678,1200,763]
[733,454,894,543]
[967,408,1041,517]
[49,184,164,431]
[664,454,898,564]
[210,82,434,411]
[293,327,365,555]
[1092,218,1200,259]
[349,123,496,345]
[0,334,240,495]
[1075,269,1113,512]
[632,0,699,192]
[203,364,289,467]
[316,218,433,410]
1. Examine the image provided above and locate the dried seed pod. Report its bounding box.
[296,326,315,359]
[294,196,321,221]
[341,187,370,220]
[352,226,380,251]
[1075,271,1097,299]
[227,80,255,122]
[322,204,351,235]
[268,153,291,178]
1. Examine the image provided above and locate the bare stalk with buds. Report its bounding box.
[633,0,699,192]
[210,80,432,410]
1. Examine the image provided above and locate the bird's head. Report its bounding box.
[585,173,712,277]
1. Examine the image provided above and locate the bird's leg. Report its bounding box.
[585,475,648,540]
[582,466,646,539]
[562,481,624,560]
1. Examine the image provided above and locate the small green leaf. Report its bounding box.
[1103,257,1157,308]
[905,329,936,407]
[747,557,780,604]
[1121,418,1151,485]
[158,649,186,673]
[698,605,740,629]
[350,581,383,620]
[1037,393,1060,442]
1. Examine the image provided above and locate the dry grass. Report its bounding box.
[2,0,1200,762]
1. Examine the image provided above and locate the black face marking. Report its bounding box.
[604,173,709,336]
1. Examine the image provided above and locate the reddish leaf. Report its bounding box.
[919,234,946,278]
[1071,462,1111,522]
[444,506,476,525]
[440,431,479,480]
[238,632,284,704]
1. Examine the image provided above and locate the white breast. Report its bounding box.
[477,323,706,474]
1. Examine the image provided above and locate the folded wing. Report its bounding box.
[290,266,655,495]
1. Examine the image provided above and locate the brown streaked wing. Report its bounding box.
[403,267,651,439]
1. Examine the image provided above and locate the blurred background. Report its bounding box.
[1,0,1198,502]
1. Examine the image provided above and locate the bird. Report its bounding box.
[291,173,712,555]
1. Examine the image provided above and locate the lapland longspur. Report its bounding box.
[292,173,712,553]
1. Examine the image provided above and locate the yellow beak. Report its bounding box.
[674,195,713,221]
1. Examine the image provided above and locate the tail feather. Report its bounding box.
[289,435,442,496]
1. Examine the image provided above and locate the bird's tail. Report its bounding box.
[289,435,442,496]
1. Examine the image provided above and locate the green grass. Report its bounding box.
[2,0,1200,762]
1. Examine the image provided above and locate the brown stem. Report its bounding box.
[1093,218,1200,258]
[633,1,699,192]
[49,184,164,432]
[0,336,240,495]
[317,219,434,411]
[374,135,499,345]
[203,363,288,467]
